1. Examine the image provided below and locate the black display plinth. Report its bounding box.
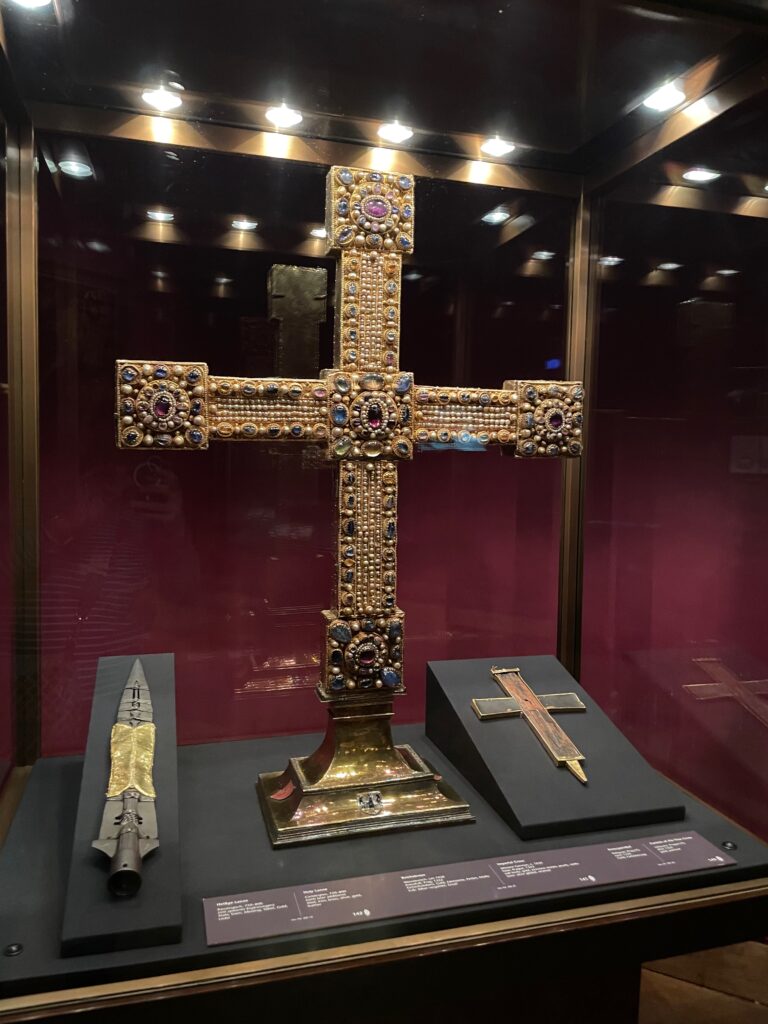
[59,654,182,956]
[425,655,686,839]
[1,726,767,1000]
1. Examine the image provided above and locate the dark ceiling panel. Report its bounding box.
[3,0,761,159]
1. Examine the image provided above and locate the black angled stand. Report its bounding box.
[426,655,686,839]
[59,653,182,957]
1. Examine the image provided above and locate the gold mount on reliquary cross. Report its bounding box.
[114,164,585,844]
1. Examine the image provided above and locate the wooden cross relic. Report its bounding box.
[473,666,588,783]
[115,165,586,844]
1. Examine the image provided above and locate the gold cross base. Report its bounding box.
[257,698,473,845]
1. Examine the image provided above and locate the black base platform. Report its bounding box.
[2,726,768,1000]
[426,655,686,838]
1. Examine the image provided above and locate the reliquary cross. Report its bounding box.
[115,165,585,845]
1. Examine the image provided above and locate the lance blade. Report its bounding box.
[92,658,159,897]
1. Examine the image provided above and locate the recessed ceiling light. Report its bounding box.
[682,167,720,183]
[377,120,414,145]
[58,159,93,179]
[265,103,303,129]
[481,207,510,225]
[141,84,184,112]
[310,226,327,239]
[231,217,258,231]
[657,262,682,271]
[404,271,423,281]
[151,270,168,279]
[147,209,174,223]
[86,240,110,253]
[717,268,739,276]
[480,135,515,158]
[215,276,232,285]
[532,250,556,261]
[598,256,623,267]
[10,0,52,7]
[642,82,685,112]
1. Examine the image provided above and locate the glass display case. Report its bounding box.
[3,1,768,1020]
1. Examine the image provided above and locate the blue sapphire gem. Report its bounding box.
[397,176,410,190]
[525,385,537,401]
[393,440,410,458]
[335,376,351,394]
[242,383,256,397]
[332,405,348,426]
[155,366,169,379]
[156,434,172,447]
[348,329,358,342]
[121,366,138,382]
[191,399,202,415]
[343,569,354,583]
[242,424,256,436]
[186,368,201,383]
[385,520,396,539]
[369,172,382,181]
[267,425,281,437]
[345,494,355,509]
[381,667,401,688]
[330,649,343,666]
[573,413,583,427]
[572,386,584,401]
[384,595,395,608]
[338,168,354,185]
[330,622,352,644]
[438,430,450,443]
[337,199,349,216]
[384,494,395,509]
[188,429,203,444]
[125,430,139,444]
[522,441,536,455]
[458,430,472,444]
[403,204,413,219]
[290,424,303,437]
[289,385,303,399]
[368,234,382,247]
[345,472,355,485]
[401,406,410,425]
[337,227,354,244]
[386,280,397,295]
[479,392,491,405]
[344,545,355,558]
[477,432,489,444]
[363,619,376,632]
[387,620,402,640]
[330,676,346,691]
[523,412,534,429]
[398,235,412,250]
[344,520,356,537]
[265,383,279,397]
[394,374,411,395]
[121,400,134,415]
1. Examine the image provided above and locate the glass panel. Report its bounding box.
[38,135,570,755]
[0,118,11,786]
[583,197,768,840]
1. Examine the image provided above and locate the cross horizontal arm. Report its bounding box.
[413,379,584,456]
[116,360,329,449]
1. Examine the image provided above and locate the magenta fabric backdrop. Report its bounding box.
[38,139,569,756]
[582,200,768,840]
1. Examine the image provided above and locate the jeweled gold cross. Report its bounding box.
[115,166,585,845]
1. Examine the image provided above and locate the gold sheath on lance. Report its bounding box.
[105,722,157,799]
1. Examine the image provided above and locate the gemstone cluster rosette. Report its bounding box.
[514,380,584,457]
[321,610,405,697]
[116,361,209,449]
[325,370,414,461]
[327,168,414,254]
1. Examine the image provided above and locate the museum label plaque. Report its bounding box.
[203,831,733,946]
